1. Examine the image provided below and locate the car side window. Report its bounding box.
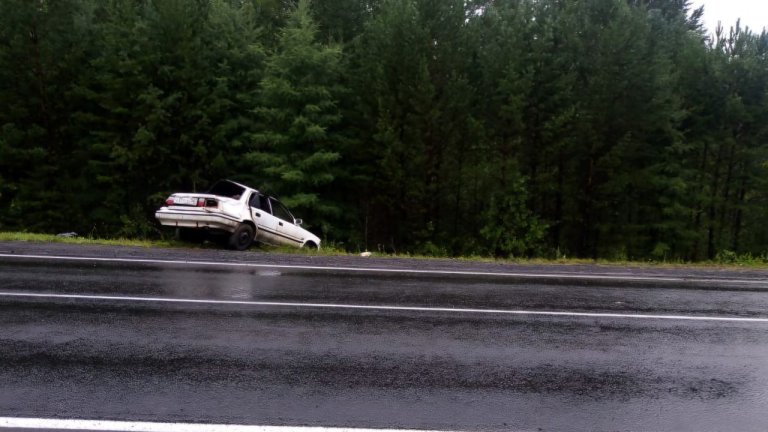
[270,198,293,222]
[248,193,260,209]
[259,195,271,214]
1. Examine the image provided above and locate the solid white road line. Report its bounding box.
[0,417,455,432]
[1,291,767,323]
[0,253,765,286]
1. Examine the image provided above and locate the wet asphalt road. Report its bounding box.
[1,243,768,431]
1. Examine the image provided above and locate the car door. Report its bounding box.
[249,193,280,245]
[269,198,305,247]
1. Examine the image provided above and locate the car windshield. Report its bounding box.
[207,180,245,199]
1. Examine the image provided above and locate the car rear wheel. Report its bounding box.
[228,223,254,251]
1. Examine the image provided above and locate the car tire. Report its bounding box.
[304,241,319,250]
[228,223,254,251]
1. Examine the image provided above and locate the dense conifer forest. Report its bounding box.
[1,0,767,260]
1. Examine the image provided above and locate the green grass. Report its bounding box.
[257,243,351,257]
[2,231,767,268]
[0,231,188,248]
[0,231,351,255]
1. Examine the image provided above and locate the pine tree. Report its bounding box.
[247,0,345,236]
[69,0,266,236]
[0,0,93,232]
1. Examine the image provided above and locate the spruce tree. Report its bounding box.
[247,0,344,236]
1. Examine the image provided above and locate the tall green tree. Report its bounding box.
[1,0,767,261]
[351,0,489,254]
[246,0,345,236]
[68,0,264,236]
[0,0,94,232]
[694,24,768,258]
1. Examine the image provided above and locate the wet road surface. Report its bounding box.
[1,244,768,431]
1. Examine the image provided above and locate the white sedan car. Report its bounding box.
[155,179,321,250]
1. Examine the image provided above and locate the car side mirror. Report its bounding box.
[294,218,303,226]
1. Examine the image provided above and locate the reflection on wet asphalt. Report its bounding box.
[1,257,768,432]
[3,260,768,316]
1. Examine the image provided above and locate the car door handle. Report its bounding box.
[255,212,261,217]
[278,222,283,226]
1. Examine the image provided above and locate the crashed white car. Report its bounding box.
[155,179,321,251]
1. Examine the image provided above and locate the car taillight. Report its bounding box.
[166,198,174,206]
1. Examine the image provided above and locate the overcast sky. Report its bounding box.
[690,0,767,34]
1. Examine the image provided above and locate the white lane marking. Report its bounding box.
[0,253,765,286]
[1,292,767,323]
[0,417,455,432]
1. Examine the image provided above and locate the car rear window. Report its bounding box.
[207,180,245,199]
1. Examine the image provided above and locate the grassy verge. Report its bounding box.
[0,231,349,255]
[0,231,188,248]
[1,231,767,268]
